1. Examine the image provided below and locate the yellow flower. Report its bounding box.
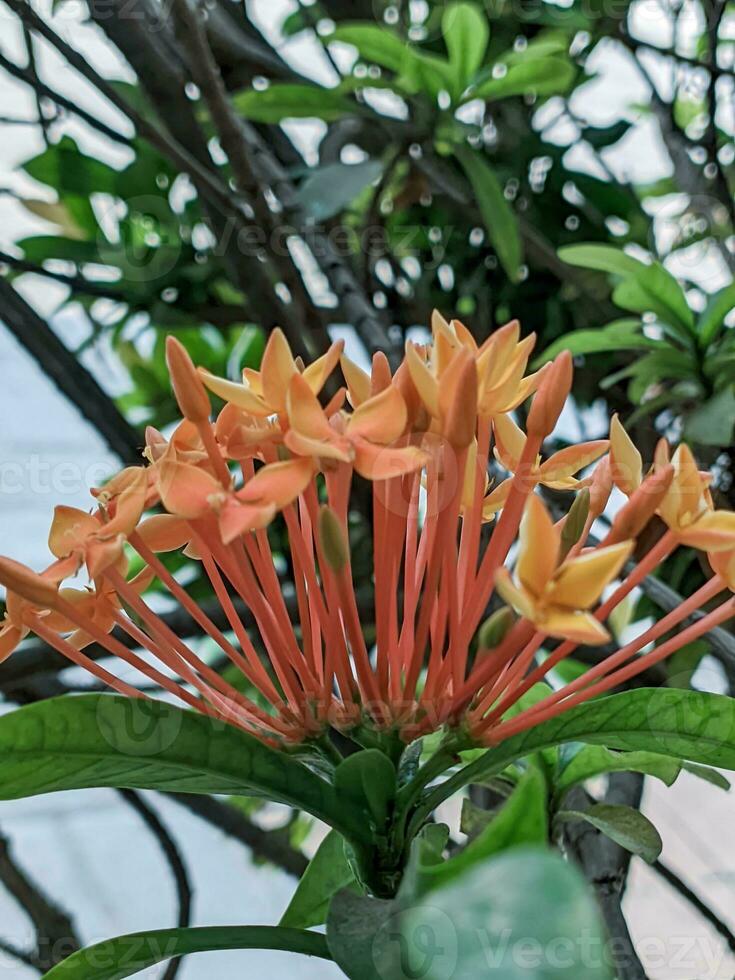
[495,494,633,645]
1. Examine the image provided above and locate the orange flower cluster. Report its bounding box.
[1,314,734,746]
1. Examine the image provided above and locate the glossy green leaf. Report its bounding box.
[454,145,522,281]
[0,695,370,843]
[396,848,613,979]
[280,830,357,929]
[582,120,632,149]
[558,804,662,864]
[681,762,731,790]
[697,283,735,347]
[398,823,450,902]
[335,749,397,830]
[559,243,695,334]
[472,58,576,102]
[555,745,681,798]
[442,2,489,92]
[233,84,351,122]
[42,925,330,979]
[684,387,735,446]
[295,159,384,221]
[535,318,656,364]
[329,23,407,72]
[431,766,547,889]
[326,889,397,980]
[415,688,735,826]
[23,136,119,195]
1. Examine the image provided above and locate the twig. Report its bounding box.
[0,828,80,971]
[118,791,192,980]
[167,794,309,879]
[564,774,649,980]
[0,277,143,463]
[652,859,735,954]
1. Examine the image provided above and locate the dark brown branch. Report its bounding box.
[118,790,192,980]
[0,829,80,971]
[0,277,143,463]
[167,794,309,879]
[564,774,649,980]
[653,859,735,954]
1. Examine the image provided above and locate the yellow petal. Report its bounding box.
[261,327,297,413]
[540,607,610,645]
[609,414,643,495]
[406,343,439,418]
[549,540,634,609]
[198,369,270,416]
[677,510,735,551]
[494,568,537,621]
[492,412,527,472]
[660,443,707,530]
[286,373,333,441]
[538,440,609,485]
[449,317,478,353]
[341,354,371,408]
[516,494,559,598]
[347,384,407,444]
[302,340,344,395]
[482,478,512,520]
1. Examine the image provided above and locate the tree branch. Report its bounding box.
[652,859,735,954]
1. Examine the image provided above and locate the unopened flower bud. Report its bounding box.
[477,606,515,650]
[606,464,674,545]
[370,351,392,395]
[588,456,613,519]
[165,336,211,423]
[440,348,477,449]
[560,488,590,559]
[526,350,573,438]
[0,557,58,609]
[318,506,349,573]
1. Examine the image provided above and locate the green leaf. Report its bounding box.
[41,925,331,979]
[295,159,384,221]
[472,58,576,102]
[583,120,632,149]
[398,823,450,902]
[326,889,396,980]
[558,804,663,864]
[442,2,489,92]
[555,745,681,798]
[0,695,370,844]
[454,145,522,281]
[431,766,547,889]
[681,761,731,791]
[559,243,695,335]
[23,136,119,195]
[535,318,656,364]
[233,84,351,122]
[335,749,397,830]
[280,831,357,929]
[395,848,613,979]
[416,688,735,824]
[684,387,735,447]
[697,283,735,347]
[329,23,408,72]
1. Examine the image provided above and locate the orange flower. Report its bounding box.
[495,494,633,644]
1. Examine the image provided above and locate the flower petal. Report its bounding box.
[538,441,609,484]
[540,608,610,645]
[492,412,527,472]
[516,494,559,597]
[340,354,371,407]
[494,568,536,621]
[302,340,344,396]
[406,343,439,419]
[348,384,407,444]
[678,510,735,551]
[218,499,276,545]
[198,370,270,416]
[261,327,297,413]
[550,540,634,609]
[239,456,316,510]
[137,514,191,553]
[159,460,223,519]
[48,507,98,559]
[609,414,643,495]
[351,438,428,480]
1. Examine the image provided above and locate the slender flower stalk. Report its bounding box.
[1,316,734,750]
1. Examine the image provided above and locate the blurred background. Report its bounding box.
[0,0,734,975]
